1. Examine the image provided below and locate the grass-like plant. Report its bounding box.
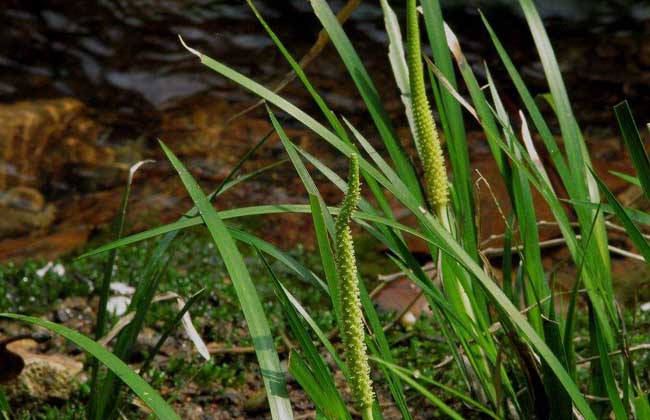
[3,0,650,419]
[335,154,375,419]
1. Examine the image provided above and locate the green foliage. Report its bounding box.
[4,0,650,419]
[0,314,180,420]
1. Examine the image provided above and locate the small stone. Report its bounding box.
[400,311,417,329]
[243,389,268,414]
[4,340,83,402]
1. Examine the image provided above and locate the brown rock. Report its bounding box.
[0,98,114,191]
[3,337,83,402]
[373,277,432,325]
[0,98,116,238]
[0,227,90,262]
[0,187,56,237]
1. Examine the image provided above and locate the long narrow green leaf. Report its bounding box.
[93,128,278,420]
[633,394,650,419]
[262,254,351,420]
[287,351,333,416]
[307,0,422,200]
[516,0,588,195]
[570,200,650,226]
[163,38,599,417]
[308,195,341,320]
[269,108,411,419]
[562,201,603,382]
[0,314,180,420]
[373,358,464,420]
[248,1,404,253]
[541,314,572,420]
[610,170,640,187]
[159,141,293,420]
[594,317,627,419]
[444,24,507,179]
[590,169,650,262]
[90,160,150,419]
[479,12,570,186]
[96,224,174,420]
[373,358,499,420]
[614,101,650,205]
[247,0,348,144]
[281,278,347,376]
[485,65,547,332]
[0,386,10,420]
[517,0,615,338]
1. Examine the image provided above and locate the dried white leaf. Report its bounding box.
[519,110,554,189]
[36,262,65,278]
[107,296,131,317]
[98,291,210,360]
[110,282,136,296]
[176,295,210,361]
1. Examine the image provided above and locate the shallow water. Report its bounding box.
[3,1,649,114]
[1,0,650,259]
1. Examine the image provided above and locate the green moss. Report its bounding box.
[3,221,649,419]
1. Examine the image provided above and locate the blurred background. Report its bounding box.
[2,0,650,261]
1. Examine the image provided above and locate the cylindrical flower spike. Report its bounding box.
[335,154,374,418]
[406,0,449,213]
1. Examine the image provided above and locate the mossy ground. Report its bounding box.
[1,226,649,419]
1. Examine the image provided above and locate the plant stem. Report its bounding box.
[361,406,374,420]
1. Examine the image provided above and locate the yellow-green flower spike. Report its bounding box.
[335,154,374,417]
[406,0,449,212]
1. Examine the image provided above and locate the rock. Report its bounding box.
[242,389,268,414]
[0,227,91,262]
[0,98,114,191]
[6,354,83,401]
[0,187,56,237]
[0,98,116,238]
[175,403,205,420]
[53,297,97,337]
[3,336,83,402]
[373,277,432,326]
[0,342,24,385]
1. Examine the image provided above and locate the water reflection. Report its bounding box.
[0,0,649,259]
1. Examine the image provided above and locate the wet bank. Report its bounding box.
[1,1,650,260]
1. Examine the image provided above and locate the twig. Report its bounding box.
[608,244,645,261]
[377,262,435,282]
[576,343,650,365]
[481,236,570,257]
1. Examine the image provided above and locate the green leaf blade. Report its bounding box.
[159,141,293,420]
